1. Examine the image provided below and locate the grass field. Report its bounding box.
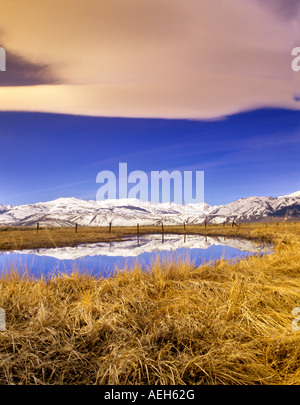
[0,221,281,251]
[0,222,299,384]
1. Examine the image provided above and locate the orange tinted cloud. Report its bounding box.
[0,0,299,118]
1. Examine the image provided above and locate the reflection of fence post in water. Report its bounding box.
[137,223,140,245]
[184,234,186,243]
[161,222,164,243]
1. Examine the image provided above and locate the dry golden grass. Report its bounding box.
[0,226,130,251]
[0,221,287,251]
[0,222,299,385]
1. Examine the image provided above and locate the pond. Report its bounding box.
[0,234,272,278]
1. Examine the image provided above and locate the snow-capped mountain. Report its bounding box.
[278,191,300,198]
[207,193,300,223]
[0,197,215,227]
[0,192,299,227]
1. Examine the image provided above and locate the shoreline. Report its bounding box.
[0,222,289,252]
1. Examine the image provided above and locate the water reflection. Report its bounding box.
[0,234,271,278]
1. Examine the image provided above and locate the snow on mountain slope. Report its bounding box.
[278,191,300,198]
[208,196,277,223]
[0,197,215,227]
[208,192,300,223]
[0,191,299,227]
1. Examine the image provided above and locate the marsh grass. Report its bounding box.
[0,221,291,251]
[0,222,300,385]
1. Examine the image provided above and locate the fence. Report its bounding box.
[31,215,290,236]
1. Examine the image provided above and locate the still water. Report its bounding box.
[0,234,271,278]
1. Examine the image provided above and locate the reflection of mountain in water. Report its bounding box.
[2,234,271,261]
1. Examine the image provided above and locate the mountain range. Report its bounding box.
[0,192,299,227]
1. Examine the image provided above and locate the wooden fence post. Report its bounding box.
[36,222,39,234]
[75,223,78,233]
[162,222,164,234]
[183,222,186,231]
[137,223,140,245]
[109,222,112,233]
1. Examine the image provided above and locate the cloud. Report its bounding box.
[252,0,300,21]
[0,179,90,201]
[0,0,299,119]
[0,42,60,86]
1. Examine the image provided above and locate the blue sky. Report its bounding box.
[0,1,300,207]
[0,108,299,206]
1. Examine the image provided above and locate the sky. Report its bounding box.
[0,0,299,206]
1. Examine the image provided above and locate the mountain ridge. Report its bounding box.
[0,192,299,227]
